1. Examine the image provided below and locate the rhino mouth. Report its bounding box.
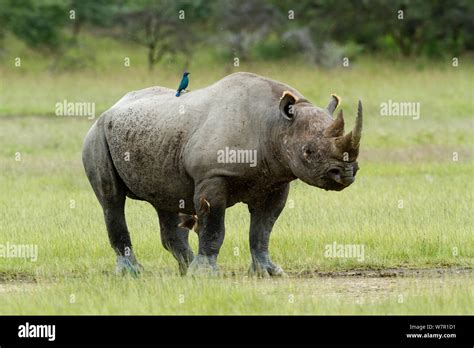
[322,179,351,191]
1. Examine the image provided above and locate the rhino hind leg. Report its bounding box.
[247,184,289,277]
[105,198,143,277]
[82,120,142,276]
[157,209,194,275]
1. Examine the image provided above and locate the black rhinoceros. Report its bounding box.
[82,72,362,276]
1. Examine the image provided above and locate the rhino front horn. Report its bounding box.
[335,100,363,153]
[352,100,363,147]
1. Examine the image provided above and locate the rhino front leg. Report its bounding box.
[248,184,289,277]
[187,178,227,277]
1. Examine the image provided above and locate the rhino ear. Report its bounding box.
[279,91,298,121]
[326,93,341,115]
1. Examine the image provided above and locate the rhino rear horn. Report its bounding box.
[324,109,345,137]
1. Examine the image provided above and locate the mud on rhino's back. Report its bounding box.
[102,89,199,213]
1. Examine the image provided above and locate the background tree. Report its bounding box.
[212,0,283,61]
[116,0,211,71]
[0,0,472,68]
[68,0,120,43]
[0,0,66,54]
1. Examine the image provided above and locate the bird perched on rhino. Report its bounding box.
[175,71,190,97]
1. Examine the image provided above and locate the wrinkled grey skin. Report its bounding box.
[82,72,363,277]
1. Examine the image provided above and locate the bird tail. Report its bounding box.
[176,90,181,97]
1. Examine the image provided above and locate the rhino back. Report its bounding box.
[182,73,301,184]
[103,87,202,210]
[102,72,301,211]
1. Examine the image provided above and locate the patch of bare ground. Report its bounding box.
[294,266,473,278]
[291,268,473,303]
[0,279,38,293]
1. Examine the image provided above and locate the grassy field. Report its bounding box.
[0,35,473,314]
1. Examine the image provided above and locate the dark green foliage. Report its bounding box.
[68,0,121,41]
[0,0,472,65]
[1,0,66,52]
[274,0,474,58]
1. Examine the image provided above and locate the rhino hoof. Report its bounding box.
[249,262,287,278]
[186,255,219,277]
[115,256,143,278]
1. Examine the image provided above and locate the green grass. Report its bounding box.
[0,34,473,314]
[1,273,472,315]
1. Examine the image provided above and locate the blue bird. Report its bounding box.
[176,71,190,97]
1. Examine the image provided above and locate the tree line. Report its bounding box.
[0,0,472,70]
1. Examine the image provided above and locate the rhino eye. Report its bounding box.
[302,145,315,161]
